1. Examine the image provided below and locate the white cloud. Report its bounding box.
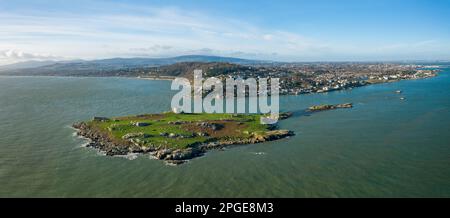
[263,34,273,41]
[0,49,63,65]
[0,3,448,64]
[0,5,333,64]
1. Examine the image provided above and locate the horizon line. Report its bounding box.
[1,54,450,67]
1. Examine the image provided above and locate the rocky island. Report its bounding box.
[307,103,353,112]
[73,112,294,165]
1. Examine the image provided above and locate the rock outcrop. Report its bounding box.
[307,103,353,112]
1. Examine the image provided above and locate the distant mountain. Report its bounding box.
[0,55,267,76]
[0,59,87,71]
[0,60,60,70]
[161,55,266,64]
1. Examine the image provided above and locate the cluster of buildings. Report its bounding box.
[203,63,438,96]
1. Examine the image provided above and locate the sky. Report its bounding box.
[0,0,450,65]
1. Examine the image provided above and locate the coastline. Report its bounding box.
[137,76,175,81]
[134,69,441,96]
[0,67,441,97]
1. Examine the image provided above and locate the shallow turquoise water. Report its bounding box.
[0,69,449,197]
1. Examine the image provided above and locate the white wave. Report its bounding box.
[148,154,159,160]
[96,150,107,156]
[79,141,91,148]
[116,153,139,160]
[72,133,91,148]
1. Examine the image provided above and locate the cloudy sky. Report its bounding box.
[0,0,450,65]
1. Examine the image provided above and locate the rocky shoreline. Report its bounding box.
[72,113,294,165]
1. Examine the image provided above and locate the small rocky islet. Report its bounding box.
[307,103,353,112]
[73,112,294,165]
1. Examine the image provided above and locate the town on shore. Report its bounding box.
[140,62,439,96]
[0,56,440,96]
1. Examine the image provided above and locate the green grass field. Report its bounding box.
[87,112,271,149]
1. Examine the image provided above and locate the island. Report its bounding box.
[73,112,294,165]
[307,103,353,112]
